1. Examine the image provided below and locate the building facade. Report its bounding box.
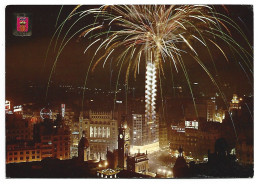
[131,114,159,154]
[6,143,42,164]
[80,110,118,160]
[127,153,149,174]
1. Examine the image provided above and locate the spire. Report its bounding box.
[82,130,86,138]
[178,147,183,157]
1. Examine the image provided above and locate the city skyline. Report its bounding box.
[4,4,254,179]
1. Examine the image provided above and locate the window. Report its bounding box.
[9,152,13,155]
[26,157,29,160]
[32,156,35,159]
[20,157,23,160]
[26,151,29,154]
[14,152,17,155]
[14,157,17,160]
[9,158,12,161]
[20,152,23,155]
[32,151,35,154]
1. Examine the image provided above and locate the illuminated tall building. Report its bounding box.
[145,62,157,124]
[131,114,159,154]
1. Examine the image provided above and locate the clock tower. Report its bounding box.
[118,126,125,169]
[118,115,130,169]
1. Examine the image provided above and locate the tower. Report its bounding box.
[145,62,157,124]
[78,131,90,162]
[118,126,125,169]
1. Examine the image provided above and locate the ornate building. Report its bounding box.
[80,110,118,160]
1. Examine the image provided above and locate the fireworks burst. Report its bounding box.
[47,5,253,137]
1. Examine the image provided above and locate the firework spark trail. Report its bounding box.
[47,5,253,139]
[44,10,91,75]
[192,55,237,139]
[55,6,63,28]
[45,22,98,99]
[239,62,253,86]
[245,103,253,120]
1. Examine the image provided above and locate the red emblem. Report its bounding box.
[17,17,29,32]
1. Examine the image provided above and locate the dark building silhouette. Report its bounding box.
[106,148,118,169]
[78,131,90,162]
[118,126,125,169]
[173,147,189,178]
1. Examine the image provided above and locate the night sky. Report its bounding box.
[5,5,253,103]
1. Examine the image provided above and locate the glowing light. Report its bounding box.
[231,94,239,104]
[47,6,252,142]
[145,62,157,123]
[131,142,159,154]
[40,108,52,119]
[5,100,11,111]
[13,105,23,112]
[61,104,65,118]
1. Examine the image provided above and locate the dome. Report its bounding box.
[78,136,89,149]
